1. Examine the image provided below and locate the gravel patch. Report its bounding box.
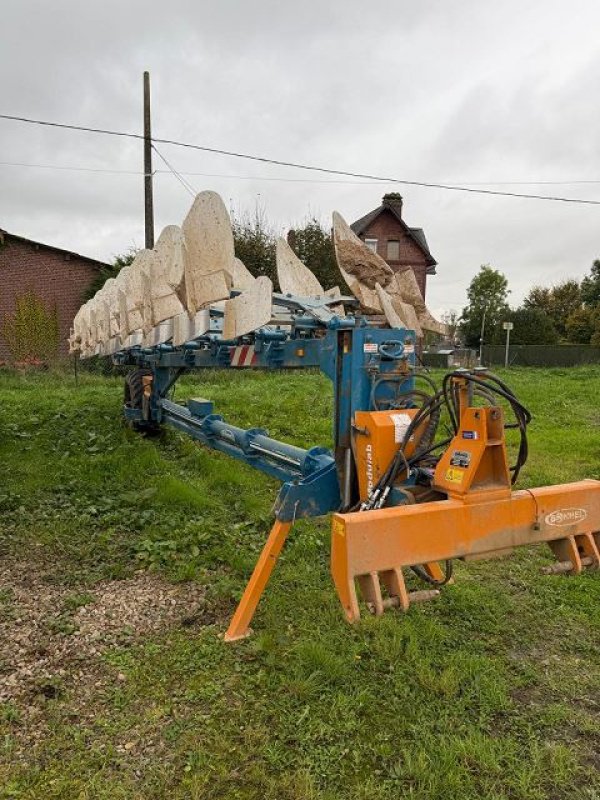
[0,561,207,705]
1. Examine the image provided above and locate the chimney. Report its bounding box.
[382,192,403,217]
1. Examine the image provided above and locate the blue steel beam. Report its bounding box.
[117,313,418,518]
[154,397,341,521]
[159,397,332,483]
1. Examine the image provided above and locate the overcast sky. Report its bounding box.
[1,0,599,316]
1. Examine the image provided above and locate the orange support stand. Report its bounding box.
[224,520,293,642]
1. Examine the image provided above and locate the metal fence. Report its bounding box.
[423,349,478,368]
[483,345,600,367]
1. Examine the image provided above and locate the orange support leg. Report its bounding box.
[224,520,293,642]
[422,561,451,583]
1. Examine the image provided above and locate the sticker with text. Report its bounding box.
[450,450,471,468]
[390,412,413,443]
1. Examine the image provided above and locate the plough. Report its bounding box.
[70,191,600,640]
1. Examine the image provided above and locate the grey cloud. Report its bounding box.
[1,0,599,316]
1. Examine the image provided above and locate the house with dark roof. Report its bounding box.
[0,228,108,360]
[351,193,437,299]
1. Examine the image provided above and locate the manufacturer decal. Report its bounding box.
[403,343,415,354]
[365,443,374,493]
[462,431,478,440]
[545,508,588,527]
[445,468,464,484]
[363,342,378,353]
[450,450,471,468]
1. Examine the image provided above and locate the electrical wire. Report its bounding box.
[151,144,197,197]
[1,113,599,205]
[0,160,149,175]
[1,159,598,187]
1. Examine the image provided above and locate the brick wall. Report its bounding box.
[0,235,100,359]
[358,209,430,298]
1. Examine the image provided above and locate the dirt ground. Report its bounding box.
[0,560,207,754]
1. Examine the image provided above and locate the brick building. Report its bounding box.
[0,229,108,359]
[351,193,437,299]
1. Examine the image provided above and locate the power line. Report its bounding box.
[1,159,599,186]
[0,160,146,175]
[151,145,197,197]
[1,112,599,205]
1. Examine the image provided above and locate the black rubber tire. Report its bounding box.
[124,368,160,435]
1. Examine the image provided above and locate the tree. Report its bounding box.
[441,309,460,342]
[525,279,581,339]
[508,307,558,345]
[84,249,137,302]
[460,265,510,348]
[524,285,552,315]
[547,280,582,338]
[581,259,600,307]
[565,306,600,344]
[287,218,343,291]
[232,205,277,286]
[232,208,348,293]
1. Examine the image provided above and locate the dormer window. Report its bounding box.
[365,238,378,253]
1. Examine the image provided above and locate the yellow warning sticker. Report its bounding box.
[332,518,346,538]
[445,467,464,484]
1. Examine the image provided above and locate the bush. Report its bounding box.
[509,307,558,345]
[2,290,60,363]
[232,206,277,285]
[288,218,347,292]
[78,355,128,377]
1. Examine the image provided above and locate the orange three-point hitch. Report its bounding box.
[331,399,600,622]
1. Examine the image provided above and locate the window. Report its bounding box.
[387,240,400,260]
[365,238,378,253]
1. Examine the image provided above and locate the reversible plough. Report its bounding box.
[70,191,600,640]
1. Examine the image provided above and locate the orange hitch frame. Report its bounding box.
[331,398,600,622]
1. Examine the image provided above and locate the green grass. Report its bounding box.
[0,365,599,799]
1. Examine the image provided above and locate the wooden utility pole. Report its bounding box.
[143,71,154,249]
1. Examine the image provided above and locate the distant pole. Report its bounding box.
[478,305,487,366]
[143,71,154,249]
[503,321,514,368]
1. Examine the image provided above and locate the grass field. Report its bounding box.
[0,365,598,799]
